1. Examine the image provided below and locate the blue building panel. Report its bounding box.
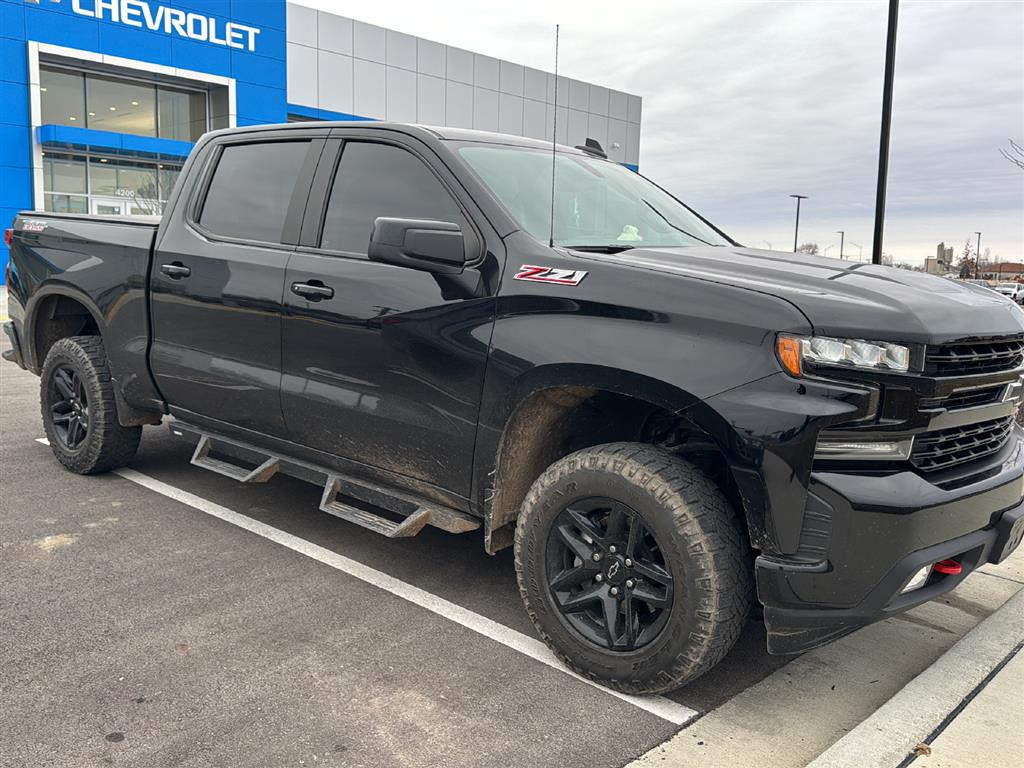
[0,1,26,41]
[0,0,292,282]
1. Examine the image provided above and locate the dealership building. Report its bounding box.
[0,0,643,278]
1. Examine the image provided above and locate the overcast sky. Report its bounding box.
[299,0,1023,265]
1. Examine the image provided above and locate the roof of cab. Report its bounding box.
[203,120,590,157]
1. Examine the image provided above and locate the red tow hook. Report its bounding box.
[933,559,963,575]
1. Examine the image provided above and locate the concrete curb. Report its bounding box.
[805,587,1024,768]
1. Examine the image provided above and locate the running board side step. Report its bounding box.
[191,435,280,483]
[173,424,480,538]
[320,476,432,538]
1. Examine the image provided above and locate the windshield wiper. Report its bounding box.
[562,244,636,253]
[642,200,714,246]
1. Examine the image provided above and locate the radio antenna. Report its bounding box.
[548,23,559,248]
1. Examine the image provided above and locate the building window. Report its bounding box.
[40,65,213,142]
[42,152,183,216]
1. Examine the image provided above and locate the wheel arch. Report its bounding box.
[25,285,106,373]
[476,363,754,553]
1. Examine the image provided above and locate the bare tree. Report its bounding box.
[956,239,976,279]
[796,242,819,255]
[1000,139,1024,171]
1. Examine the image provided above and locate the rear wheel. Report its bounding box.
[40,336,141,474]
[514,442,751,694]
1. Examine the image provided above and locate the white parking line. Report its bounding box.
[35,438,696,726]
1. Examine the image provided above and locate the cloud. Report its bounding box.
[300,0,1023,264]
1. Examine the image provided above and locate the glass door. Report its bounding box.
[90,197,126,216]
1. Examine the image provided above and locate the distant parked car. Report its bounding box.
[961,278,997,290]
[996,283,1024,304]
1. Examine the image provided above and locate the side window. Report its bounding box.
[321,142,464,254]
[198,141,310,243]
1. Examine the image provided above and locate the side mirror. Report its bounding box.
[368,218,466,275]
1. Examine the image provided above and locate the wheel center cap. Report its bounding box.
[604,556,627,585]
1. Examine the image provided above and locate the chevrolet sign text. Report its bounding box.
[69,0,261,52]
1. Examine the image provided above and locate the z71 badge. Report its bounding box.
[513,265,588,286]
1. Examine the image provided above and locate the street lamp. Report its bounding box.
[850,242,864,261]
[975,231,982,280]
[837,230,845,259]
[790,194,808,252]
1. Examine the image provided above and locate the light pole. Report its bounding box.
[790,194,808,252]
[837,231,845,259]
[975,231,982,280]
[850,243,864,261]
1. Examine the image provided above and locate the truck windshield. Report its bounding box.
[455,143,730,251]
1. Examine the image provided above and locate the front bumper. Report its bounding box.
[2,321,25,368]
[758,432,1024,654]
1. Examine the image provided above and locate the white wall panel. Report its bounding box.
[386,30,417,71]
[446,46,473,85]
[417,74,445,125]
[287,42,317,107]
[386,66,417,121]
[353,58,386,118]
[498,92,523,135]
[446,80,473,128]
[473,87,499,131]
[607,118,628,163]
[417,39,445,78]
[587,113,608,150]
[627,94,642,124]
[568,79,589,111]
[288,7,641,165]
[567,108,588,147]
[286,3,317,46]
[499,61,524,97]
[353,21,385,63]
[523,99,547,140]
[317,12,352,55]
[523,67,547,102]
[318,51,353,114]
[474,54,499,90]
[626,122,640,165]
[548,103,568,144]
[608,90,628,121]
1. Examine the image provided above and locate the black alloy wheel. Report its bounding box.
[545,497,674,652]
[48,364,90,449]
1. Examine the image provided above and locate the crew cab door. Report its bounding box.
[150,131,325,436]
[281,132,500,497]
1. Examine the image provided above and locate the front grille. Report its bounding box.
[925,337,1024,376]
[910,415,1015,472]
[920,385,1005,412]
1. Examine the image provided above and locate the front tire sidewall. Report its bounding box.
[517,451,723,692]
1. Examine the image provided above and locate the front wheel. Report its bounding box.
[40,336,142,474]
[514,443,752,694]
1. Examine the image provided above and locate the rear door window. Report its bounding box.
[320,141,463,255]
[199,141,311,243]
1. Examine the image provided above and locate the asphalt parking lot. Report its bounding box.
[2,338,1022,768]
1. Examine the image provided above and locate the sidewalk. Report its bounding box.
[806,567,1024,768]
[912,648,1023,768]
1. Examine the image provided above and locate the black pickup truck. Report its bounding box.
[5,122,1024,694]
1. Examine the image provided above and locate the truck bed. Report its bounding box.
[7,210,165,419]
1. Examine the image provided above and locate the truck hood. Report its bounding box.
[579,245,1024,343]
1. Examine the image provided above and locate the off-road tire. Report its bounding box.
[40,336,142,474]
[514,442,752,694]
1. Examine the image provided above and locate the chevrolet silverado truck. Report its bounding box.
[5,122,1024,694]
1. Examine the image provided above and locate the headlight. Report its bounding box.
[777,334,910,376]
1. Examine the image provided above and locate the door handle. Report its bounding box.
[160,262,191,279]
[291,281,335,301]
